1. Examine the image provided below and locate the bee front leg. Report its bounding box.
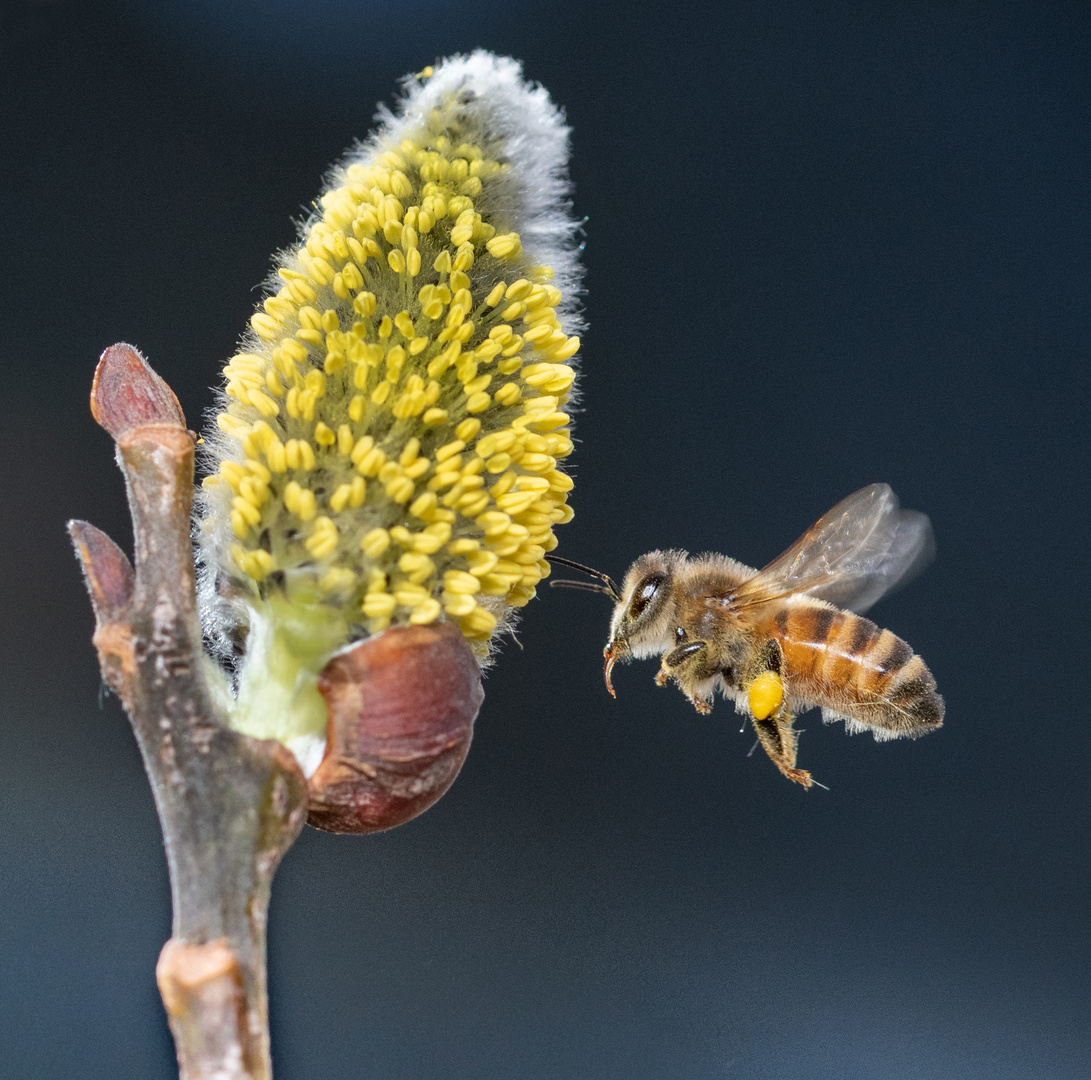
[655,640,708,685]
[655,640,713,713]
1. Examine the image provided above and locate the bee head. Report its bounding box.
[544,550,686,698]
[600,550,686,695]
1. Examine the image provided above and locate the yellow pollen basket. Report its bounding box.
[200,60,580,660]
[748,671,785,721]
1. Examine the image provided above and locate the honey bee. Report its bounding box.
[547,484,943,788]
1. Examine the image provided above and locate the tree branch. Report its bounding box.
[70,343,308,1080]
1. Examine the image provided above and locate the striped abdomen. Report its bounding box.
[770,602,943,738]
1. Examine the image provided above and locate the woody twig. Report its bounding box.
[69,343,308,1080]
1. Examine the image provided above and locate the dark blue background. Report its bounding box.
[1,1,1088,1076]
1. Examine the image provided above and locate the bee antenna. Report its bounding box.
[549,579,615,596]
[545,555,621,600]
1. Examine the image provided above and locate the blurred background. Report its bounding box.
[1,0,1088,1076]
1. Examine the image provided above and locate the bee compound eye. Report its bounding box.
[629,574,663,619]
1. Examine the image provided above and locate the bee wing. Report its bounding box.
[729,484,935,615]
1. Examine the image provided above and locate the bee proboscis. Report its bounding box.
[548,484,944,788]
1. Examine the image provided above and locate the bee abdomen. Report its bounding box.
[881,656,944,731]
[777,605,943,737]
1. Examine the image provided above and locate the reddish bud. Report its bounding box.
[307,621,483,834]
[91,342,186,440]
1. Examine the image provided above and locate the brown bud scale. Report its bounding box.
[307,621,483,834]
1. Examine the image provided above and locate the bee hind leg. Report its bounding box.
[751,712,813,789]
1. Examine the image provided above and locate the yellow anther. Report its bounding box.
[378,195,404,224]
[544,335,580,361]
[414,525,452,554]
[232,496,261,528]
[386,476,415,503]
[486,232,522,258]
[245,459,271,482]
[476,511,511,537]
[435,439,465,462]
[455,418,481,441]
[398,552,435,584]
[408,597,442,624]
[355,446,386,477]
[444,593,478,617]
[362,591,396,618]
[523,326,554,346]
[250,313,281,340]
[305,517,339,559]
[314,422,335,446]
[266,439,287,472]
[496,490,540,515]
[283,481,317,521]
[422,407,448,426]
[239,549,276,581]
[461,607,498,637]
[474,340,503,363]
[466,551,499,577]
[545,469,574,492]
[387,249,406,274]
[284,439,316,471]
[378,315,393,338]
[443,570,481,595]
[748,671,784,721]
[408,491,438,519]
[393,582,428,607]
[307,255,336,284]
[349,435,375,465]
[360,527,391,558]
[340,262,363,291]
[329,483,352,513]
